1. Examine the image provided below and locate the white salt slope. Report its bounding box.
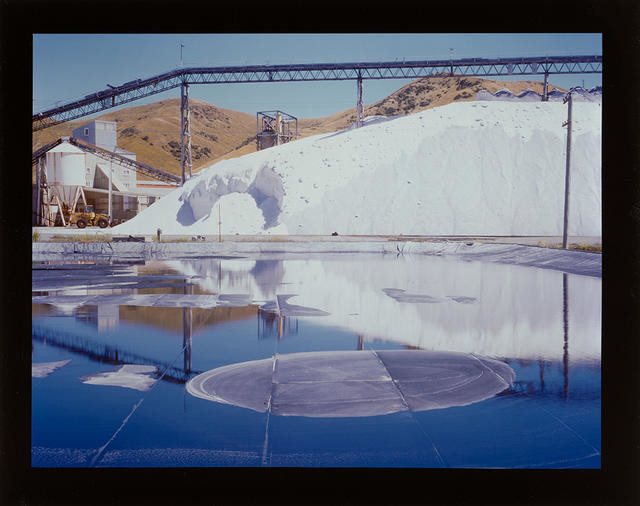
[114,100,601,236]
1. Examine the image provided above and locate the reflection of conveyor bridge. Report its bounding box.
[32,137,180,184]
[32,324,199,384]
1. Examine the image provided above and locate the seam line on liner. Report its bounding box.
[89,398,144,467]
[261,328,280,467]
[469,353,510,389]
[261,355,278,467]
[509,451,601,469]
[536,404,601,456]
[368,347,448,468]
[274,378,392,384]
[90,340,192,467]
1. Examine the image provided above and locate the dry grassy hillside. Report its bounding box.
[33,76,565,177]
[303,76,564,136]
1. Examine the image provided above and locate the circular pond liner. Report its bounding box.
[186,350,515,418]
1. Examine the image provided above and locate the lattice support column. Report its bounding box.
[356,73,363,128]
[35,157,42,226]
[180,82,193,185]
[542,71,549,102]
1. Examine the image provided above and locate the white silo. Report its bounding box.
[45,140,86,217]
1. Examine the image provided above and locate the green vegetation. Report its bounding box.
[154,237,189,242]
[46,234,113,242]
[262,236,294,242]
[453,91,473,101]
[537,241,602,252]
[120,127,140,137]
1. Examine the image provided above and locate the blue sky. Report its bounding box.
[33,33,602,119]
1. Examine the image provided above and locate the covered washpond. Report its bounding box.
[31,247,601,468]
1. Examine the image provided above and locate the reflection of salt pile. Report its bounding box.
[164,254,601,362]
[259,294,329,317]
[274,256,601,362]
[186,350,515,417]
[81,364,158,391]
[113,100,601,237]
[32,359,71,378]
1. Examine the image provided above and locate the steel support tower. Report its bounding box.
[180,82,193,185]
[32,55,602,132]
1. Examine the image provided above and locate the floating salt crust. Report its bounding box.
[81,364,158,391]
[382,288,478,304]
[186,350,515,418]
[31,293,252,309]
[32,359,72,378]
[259,294,329,317]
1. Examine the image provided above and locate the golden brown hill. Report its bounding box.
[33,76,565,178]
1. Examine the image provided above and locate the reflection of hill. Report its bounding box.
[32,303,56,316]
[250,260,285,297]
[119,304,258,334]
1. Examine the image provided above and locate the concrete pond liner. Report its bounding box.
[32,240,601,278]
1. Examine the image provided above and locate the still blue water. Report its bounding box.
[31,254,601,468]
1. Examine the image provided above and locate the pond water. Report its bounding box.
[31,253,601,468]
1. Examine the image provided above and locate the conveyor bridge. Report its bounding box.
[32,55,602,132]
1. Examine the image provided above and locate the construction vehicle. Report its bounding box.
[68,204,111,229]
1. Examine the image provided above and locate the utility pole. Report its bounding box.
[108,158,113,219]
[562,90,573,249]
[356,71,363,128]
[180,43,184,68]
[449,48,454,76]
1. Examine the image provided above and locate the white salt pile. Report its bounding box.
[113,100,601,236]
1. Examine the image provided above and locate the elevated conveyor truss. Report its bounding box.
[32,55,602,132]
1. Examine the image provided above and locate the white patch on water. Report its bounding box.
[32,359,72,378]
[81,364,158,391]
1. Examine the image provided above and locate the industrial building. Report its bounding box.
[256,111,297,151]
[33,120,179,227]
